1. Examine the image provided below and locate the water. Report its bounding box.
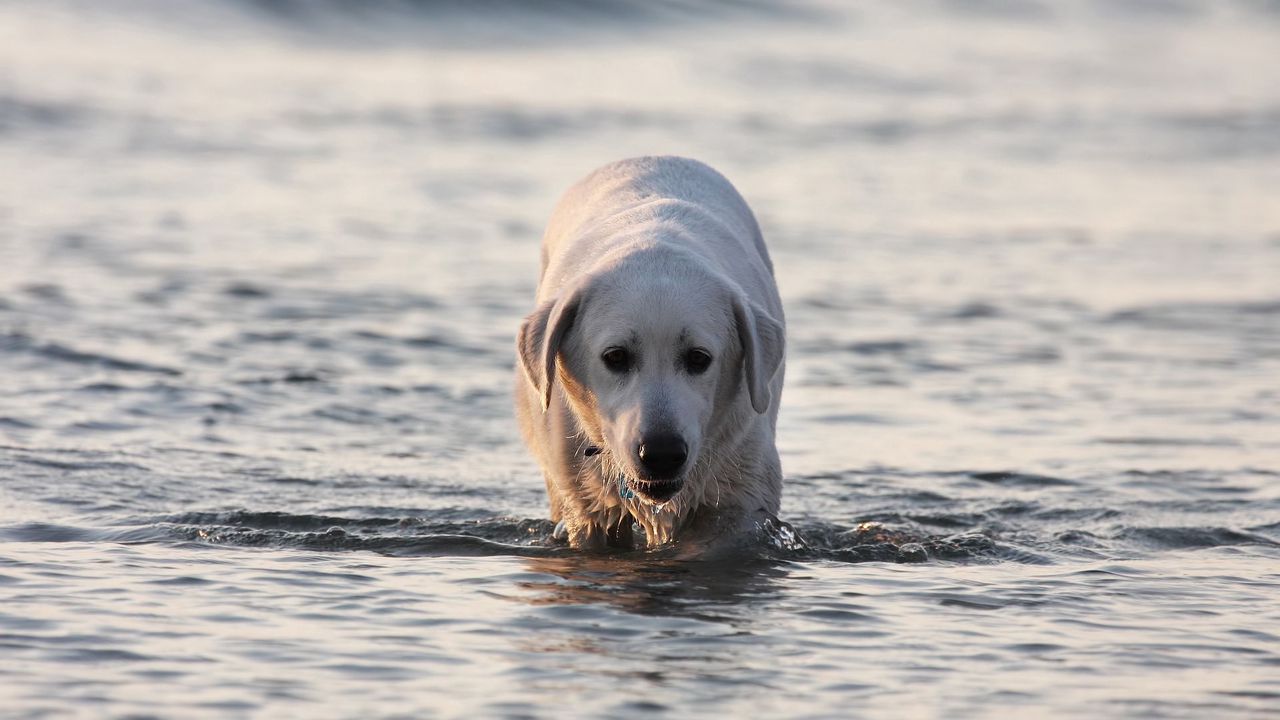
[3,0,1280,716]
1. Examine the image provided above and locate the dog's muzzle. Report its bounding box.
[586,439,687,503]
[630,434,687,502]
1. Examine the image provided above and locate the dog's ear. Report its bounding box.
[731,293,785,414]
[517,282,587,412]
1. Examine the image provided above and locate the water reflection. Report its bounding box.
[504,554,800,702]
[516,554,792,622]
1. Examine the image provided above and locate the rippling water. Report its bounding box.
[3,0,1280,716]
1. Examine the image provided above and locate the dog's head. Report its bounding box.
[517,251,784,506]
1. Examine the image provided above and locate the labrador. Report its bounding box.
[515,156,785,550]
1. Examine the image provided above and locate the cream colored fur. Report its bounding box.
[515,156,785,551]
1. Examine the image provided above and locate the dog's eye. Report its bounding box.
[601,347,632,372]
[685,348,713,374]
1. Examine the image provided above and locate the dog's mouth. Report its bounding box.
[585,444,685,505]
[624,476,684,504]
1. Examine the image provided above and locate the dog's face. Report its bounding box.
[561,275,727,503]
[518,255,784,506]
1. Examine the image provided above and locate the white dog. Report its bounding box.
[515,156,785,551]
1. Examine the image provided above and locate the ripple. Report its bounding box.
[0,94,92,133]
[1096,436,1242,447]
[145,511,563,557]
[0,332,181,376]
[0,510,1036,565]
[968,471,1077,487]
[1112,526,1279,550]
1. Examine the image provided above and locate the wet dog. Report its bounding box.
[515,157,785,550]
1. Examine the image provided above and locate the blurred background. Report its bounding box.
[3,0,1277,477]
[1,1,1278,717]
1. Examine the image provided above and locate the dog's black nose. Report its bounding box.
[637,435,687,480]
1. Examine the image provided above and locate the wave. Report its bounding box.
[0,331,181,376]
[26,0,820,49]
[10,506,1272,565]
[233,0,810,28]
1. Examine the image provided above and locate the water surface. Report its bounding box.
[2,1,1279,716]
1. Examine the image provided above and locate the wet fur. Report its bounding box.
[516,156,785,551]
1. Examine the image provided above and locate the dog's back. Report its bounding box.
[536,157,780,321]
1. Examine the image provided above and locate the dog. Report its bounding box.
[515,156,785,551]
